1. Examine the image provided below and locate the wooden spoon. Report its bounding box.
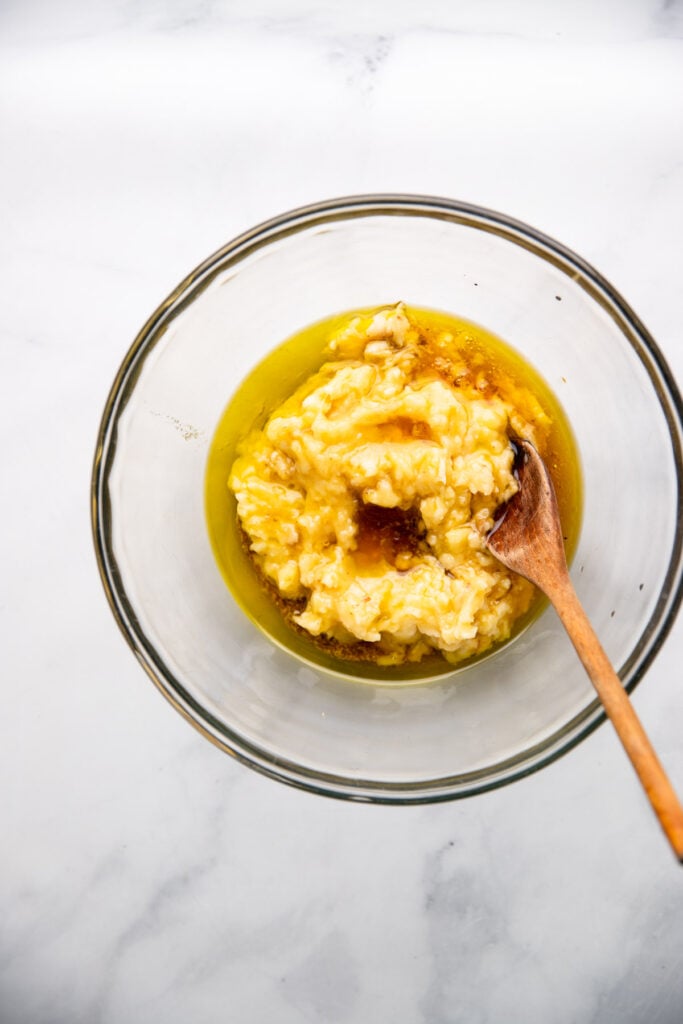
[487,438,683,862]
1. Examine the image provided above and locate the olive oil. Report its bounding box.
[205,305,582,681]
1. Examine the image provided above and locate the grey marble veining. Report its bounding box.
[2,1,683,1022]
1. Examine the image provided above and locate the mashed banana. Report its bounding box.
[229,304,549,666]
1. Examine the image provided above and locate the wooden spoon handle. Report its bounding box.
[551,574,683,861]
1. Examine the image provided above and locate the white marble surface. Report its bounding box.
[3,1,683,1021]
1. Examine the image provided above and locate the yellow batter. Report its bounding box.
[228,303,562,666]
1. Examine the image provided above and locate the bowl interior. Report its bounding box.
[95,198,683,799]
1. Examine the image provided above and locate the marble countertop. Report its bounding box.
[3,2,683,1021]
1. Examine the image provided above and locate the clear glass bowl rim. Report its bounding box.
[91,193,683,803]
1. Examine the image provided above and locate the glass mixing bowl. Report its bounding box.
[92,195,683,801]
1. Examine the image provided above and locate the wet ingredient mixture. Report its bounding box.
[209,304,581,668]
